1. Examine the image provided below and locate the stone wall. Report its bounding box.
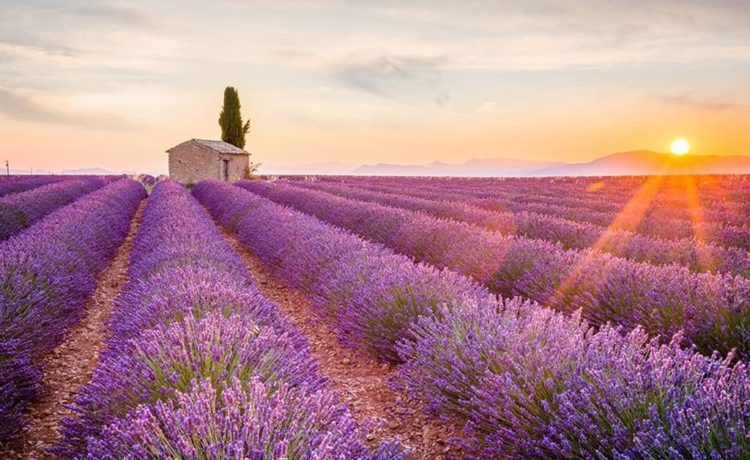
[218,152,250,182]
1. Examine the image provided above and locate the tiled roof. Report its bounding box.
[167,139,249,155]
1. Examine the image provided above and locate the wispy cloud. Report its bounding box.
[654,93,749,112]
[475,101,497,113]
[0,0,180,90]
[0,1,161,52]
[332,54,450,105]
[0,88,133,130]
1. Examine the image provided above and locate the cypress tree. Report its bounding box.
[218,86,251,149]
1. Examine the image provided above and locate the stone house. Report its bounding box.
[167,139,250,184]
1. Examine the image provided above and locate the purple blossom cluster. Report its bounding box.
[288,179,750,277]
[85,377,397,460]
[133,173,168,189]
[312,175,750,227]
[59,180,401,459]
[135,173,157,186]
[0,177,108,241]
[0,178,145,441]
[0,175,63,197]
[399,303,750,458]
[195,179,750,458]
[237,180,750,358]
[194,180,489,362]
[324,176,750,250]
[514,199,750,249]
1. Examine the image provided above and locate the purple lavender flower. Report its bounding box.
[195,180,491,361]
[59,181,402,458]
[287,179,750,277]
[195,179,750,458]
[0,178,145,440]
[87,377,402,460]
[0,175,63,197]
[0,177,107,241]
[235,179,750,358]
[63,311,325,451]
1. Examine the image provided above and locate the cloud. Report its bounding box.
[0,88,133,130]
[332,54,450,105]
[654,93,749,112]
[0,1,161,53]
[363,1,750,38]
[0,1,182,95]
[475,101,497,113]
[63,2,153,25]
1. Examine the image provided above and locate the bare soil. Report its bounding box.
[0,200,145,459]
[220,228,463,459]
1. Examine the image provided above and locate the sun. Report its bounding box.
[671,139,690,156]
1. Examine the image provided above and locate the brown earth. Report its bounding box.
[219,228,464,459]
[0,200,145,459]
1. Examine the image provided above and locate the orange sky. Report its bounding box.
[1,1,749,174]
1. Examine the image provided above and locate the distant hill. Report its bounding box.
[354,157,564,177]
[349,151,750,176]
[539,150,750,176]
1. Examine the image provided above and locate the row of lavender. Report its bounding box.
[319,175,750,227]
[0,179,145,441]
[0,177,109,241]
[0,175,64,197]
[333,175,750,206]
[399,176,748,217]
[330,178,750,248]
[196,180,750,458]
[57,181,400,459]
[286,179,750,277]
[238,180,750,359]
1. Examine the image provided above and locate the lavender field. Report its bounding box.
[1,174,749,459]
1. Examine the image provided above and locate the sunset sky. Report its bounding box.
[1,0,749,173]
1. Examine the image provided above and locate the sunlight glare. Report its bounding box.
[671,139,690,155]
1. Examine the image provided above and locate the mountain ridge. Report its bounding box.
[343,150,750,177]
[352,157,564,177]
[539,150,750,176]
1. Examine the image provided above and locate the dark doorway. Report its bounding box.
[222,159,230,181]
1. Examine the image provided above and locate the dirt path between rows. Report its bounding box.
[219,228,462,459]
[0,200,145,460]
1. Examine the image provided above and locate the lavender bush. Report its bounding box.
[289,179,750,277]
[0,177,107,241]
[0,178,145,441]
[63,311,324,452]
[399,301,750,458]
[87,377,401,460]
[0,175,62,197]
[0,339,42,440]
[194,180,490,362]
[332,176,750,250]
[237,180,750,358]
[59,181,401,459]
[322,175,750,228]
[196,180,750,458]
